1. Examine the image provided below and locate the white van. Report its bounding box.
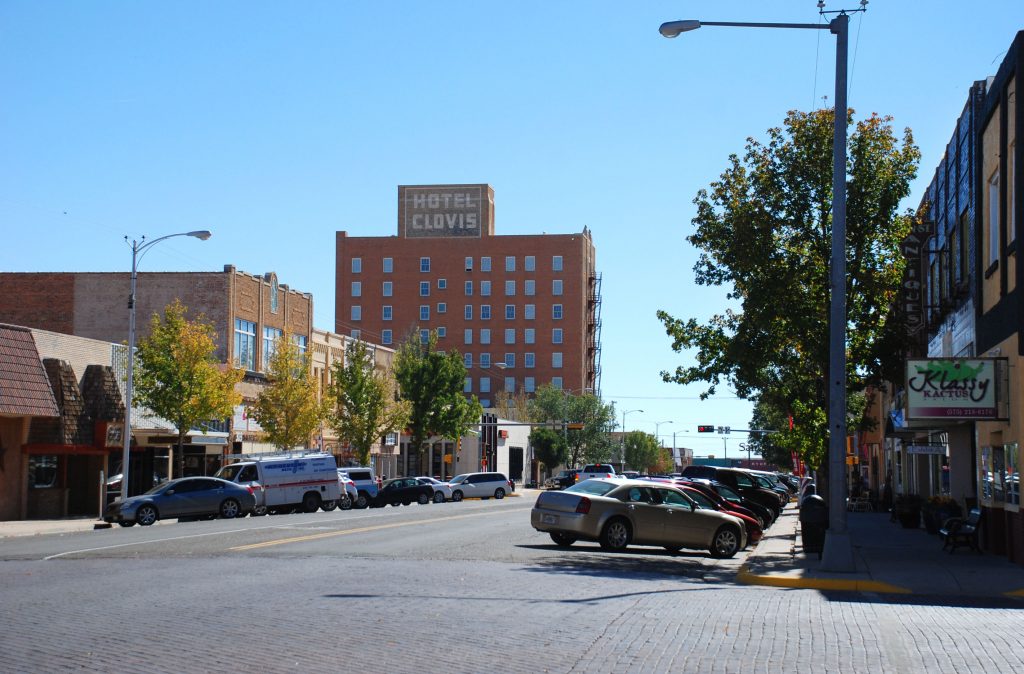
[216,453,342,515]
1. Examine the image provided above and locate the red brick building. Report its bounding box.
[335,184,602,405]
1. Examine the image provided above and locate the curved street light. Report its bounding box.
[120,230,212,502]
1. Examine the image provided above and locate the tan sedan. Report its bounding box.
[531,478,747,558]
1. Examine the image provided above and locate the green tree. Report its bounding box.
[528,385,616,467]
[327,340,409,466]
[133,300,242,472]
[394,330,482,473]
[623,431,661,473]
[529,427,568,473]
[249,330,327,452]
[658,108,919,473]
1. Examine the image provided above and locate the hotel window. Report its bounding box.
[420,281,430,297]
[292,334,307,355]
[437,302,447,314]
[383,257,393,273]
[504,377,515,393]
[464,329,473,345]
[525,280,535,296]
[351,329,360,339]
[504,328,515,344]
[525,255,536,272]
[524,328,535,344]
[352,257,362,273]
[420,305,430,321]
[481,256,492,272]
[464,305,473,320]
[382,329,393,345]
[351,305,361,321]
[419,329,429,344]
[552,377,563,389]
[464,377,472,393]
[437,278,447,290]
[552,304,563,320]
[234,318,256,370]
[505,256,516,272]
[505,304,515,319]
[552,279,563,296]
[481,304,491,320]
[351,281,362,297]
[480,329,491,345]
[552,352,563,368]
[383,306,393,321]
[552,255,563,272]
[437,326,446,338]
[524,352,535,368]
[465,256,473,272]
[525,304,535,320]
[504,353,515,368]
[553,328,563,344]
[420,257,431,272]
[481,280,491,296]
[263,326,283,366]
[524,377,536,393]
[465,280,473,296]
[505,280,516,296]
[464,353,473,368]
[382,281,392,297]
[480,353,491,368]
[989,170,1000,265]
[480,377,491,393]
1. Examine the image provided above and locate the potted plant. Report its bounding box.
[922,495,962,534]
[893,494,924,529]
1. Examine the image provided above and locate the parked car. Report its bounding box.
[577,464,619,482]
[370,477,434,507]
[690,478,775,528]
[104,476,256,527]
[683,466,783,520]
[674,479,766,531]
[415,476,452,503]
[545,469,581,490]
[337,470,358,510]
[531,478,746,558]
[215,453,341,515]
[447,472,512,501]
[675,483,762,546]
[340,466,379,509]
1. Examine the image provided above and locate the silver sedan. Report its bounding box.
[531,478,747,558]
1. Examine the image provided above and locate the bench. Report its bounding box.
[940,508,982,554]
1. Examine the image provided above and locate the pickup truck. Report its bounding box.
[576,464,621,482]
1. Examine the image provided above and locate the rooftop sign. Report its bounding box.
[399,184,490,238]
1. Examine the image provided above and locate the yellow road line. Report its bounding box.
[229,509,507,551]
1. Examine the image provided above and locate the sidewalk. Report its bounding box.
[739,505,1024,599]
[0,516,108,538]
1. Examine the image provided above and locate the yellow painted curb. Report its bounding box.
[736,564,912,594]
[1005,588,1024,598]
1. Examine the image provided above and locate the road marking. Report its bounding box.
[229,509,510,551]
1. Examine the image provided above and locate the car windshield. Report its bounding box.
[216,464,242,480]
[449,474,468,485]
[143,481,171,496]
[565,480,618,496]
[716,485,742,502]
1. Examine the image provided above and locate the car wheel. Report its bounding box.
[391,500,402,507]
[599,518,631,551]
[136,504,158,527]
[433,491,445,504]
[302,492,321,513]
[494,488,505,500]
[340,495,353,510]
[550,532,576,547]
[418,493,430,505]
[402,500,411,506]
[219,498,241,519]
[251,505,268,517]
[354,493,370,509]
[321,500,338,512]
[452,490,463,502]
[664,545,683,554]
[118,521,135,527]
[710,525,741,559]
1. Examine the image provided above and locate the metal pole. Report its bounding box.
[821,12,855,572]
[120,242,139,503]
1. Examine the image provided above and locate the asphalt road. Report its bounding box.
[2,495,1023,673]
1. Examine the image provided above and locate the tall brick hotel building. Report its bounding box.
[336,184,602,405]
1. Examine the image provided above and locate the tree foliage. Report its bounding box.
[623,431,661,473]
[658,109,920,470]
[133,300,242,462]
[393,331,482,471]
[327,340,409,466]
[529,427,568,472]
[527,385,616,467]
[249,331,327,452]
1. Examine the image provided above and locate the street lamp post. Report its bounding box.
[120,230,212,503]
[653,420,673,448]
[620,409,643,469]
[659,7,858,572]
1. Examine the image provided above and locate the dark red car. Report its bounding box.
[675,483,763,545]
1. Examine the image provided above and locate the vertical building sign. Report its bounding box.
[900,220,933,352]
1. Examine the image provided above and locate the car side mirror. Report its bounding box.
[166,489,175,496]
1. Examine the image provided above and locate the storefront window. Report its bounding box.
[979,446,993,503]
[28,455,58,488]
[1003,443,1019,508]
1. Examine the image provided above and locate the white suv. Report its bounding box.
[340,467,379,509]
[447,472,512,501]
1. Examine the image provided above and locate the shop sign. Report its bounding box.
[400,185,484,238]
[906,444,947,455]
[906,358,999,419]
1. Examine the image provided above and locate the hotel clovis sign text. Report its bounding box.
[906,358,1002,420]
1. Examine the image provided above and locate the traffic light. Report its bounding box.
[697,425,715,433]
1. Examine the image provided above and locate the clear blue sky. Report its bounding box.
[2,1,1022,460]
